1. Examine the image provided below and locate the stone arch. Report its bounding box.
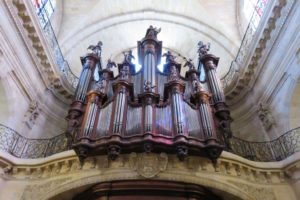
[42,172,254,200]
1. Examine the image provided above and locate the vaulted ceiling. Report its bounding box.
[54,0,243,77]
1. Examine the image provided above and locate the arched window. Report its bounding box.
[32,0,56,28]
[243,0,268,31]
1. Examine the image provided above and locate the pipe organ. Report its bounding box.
[66,26,232,163]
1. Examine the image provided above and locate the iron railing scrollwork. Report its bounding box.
[0,123,299,161]
[0,124,70,159]
[36,2,79,88]
[221,0,268,89]
[229,127,300,162]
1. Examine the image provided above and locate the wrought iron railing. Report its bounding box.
[36,1,79,88]
[0,123,299,161]
[221,0,269,89]
[229,127,300,162]
[0,124,69,159]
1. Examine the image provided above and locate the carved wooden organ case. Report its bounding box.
[66,26,232,163]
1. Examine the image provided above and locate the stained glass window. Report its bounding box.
[243,0,268,31]
[32,0,56,28]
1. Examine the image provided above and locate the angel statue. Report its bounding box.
[123,50,135,65]
[87,41,103,57]
[145,25,161,38]
[198,41,210,57]
[162,51,175,63]
[183,57,196,70]
[106,58,117,69]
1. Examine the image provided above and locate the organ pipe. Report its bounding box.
[202,56,225,104]
[198,91,216,140]
[75,55,98,102]
[112,87,126,134]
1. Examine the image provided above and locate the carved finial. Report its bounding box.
[87,41,103,57]
[198,41,210,57]
[145,25,161,39]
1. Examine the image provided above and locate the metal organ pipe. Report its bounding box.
[143,52,156,90]
[142,52,157,133]
[82,92,100,136]
[199,93,216,139]
[75,57,97,102]
[172,92,184,134]
[145,104,153,132]
[113,88,126,134]
[203,59,225,104]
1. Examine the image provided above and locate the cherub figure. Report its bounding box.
[193,81,203,93]
[94,79,105,93]
[144,81,156,92]
[87,41,103,57]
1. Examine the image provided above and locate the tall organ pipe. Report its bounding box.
[171,92,185,135]
[112,87,126,134]
[202,56,225,104]
[142,52,156,133]
[81,91,100,137]
[198,91,216,140]
[143,52,156,91]
[75,56,98,102]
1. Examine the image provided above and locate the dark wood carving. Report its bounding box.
[66,26,232,163]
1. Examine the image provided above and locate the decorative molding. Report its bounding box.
[23,100,40,129]
[0,152,288,185]
[0,152,296,199]
[129,152,168,178]
[257,103,276,131]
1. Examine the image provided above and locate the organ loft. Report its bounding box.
[66,26,232,163]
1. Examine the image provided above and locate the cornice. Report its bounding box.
[224,0,294,104]
[4,0,74,103]
[2,152,299,199]
[1,150,299,183]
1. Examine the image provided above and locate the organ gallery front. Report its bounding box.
[66,26,232,167]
